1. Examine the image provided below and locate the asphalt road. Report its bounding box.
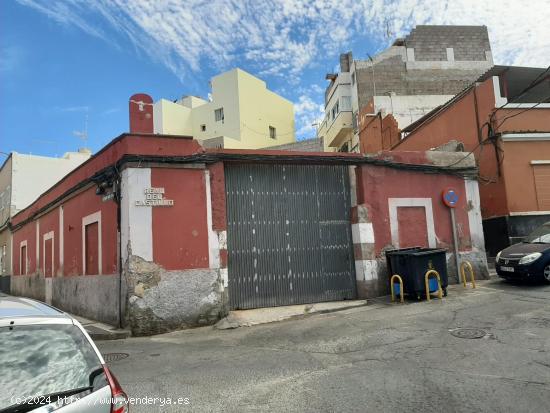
[98,278,550,412]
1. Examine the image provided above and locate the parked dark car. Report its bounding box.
[495,222,550,283]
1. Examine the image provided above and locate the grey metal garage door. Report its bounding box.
[225,163,356,310]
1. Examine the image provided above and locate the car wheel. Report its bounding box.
[544,265,550,284]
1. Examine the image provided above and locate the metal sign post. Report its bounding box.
[442,188,461,284]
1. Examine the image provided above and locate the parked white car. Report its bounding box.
[0,294,129,413]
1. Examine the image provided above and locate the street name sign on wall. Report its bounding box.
[135,187,174,207]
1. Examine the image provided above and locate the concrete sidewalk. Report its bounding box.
[215,299,368,329]
[72,314,131,341]
[79,270,499,337]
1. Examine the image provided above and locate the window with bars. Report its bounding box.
[269,126,276,139]
[215,107,224,122]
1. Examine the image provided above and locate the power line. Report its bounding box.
[438,136,488,169]
[494,65,550,111]
[493,96,550,131]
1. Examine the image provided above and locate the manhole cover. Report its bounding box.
[450,328,487,339]
[103,352,129,362]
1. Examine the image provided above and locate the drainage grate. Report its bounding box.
[103,352,129,362]
[450,328,487,339]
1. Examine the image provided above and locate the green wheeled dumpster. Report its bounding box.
[386,247,448,300]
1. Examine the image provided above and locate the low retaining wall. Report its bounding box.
[11,274,46,301]
[11,274,122,326]
[52,274,122,326]
[0,275,11,294]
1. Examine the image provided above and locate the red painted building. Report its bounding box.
[8,96,488,335]
[359,66,550,257]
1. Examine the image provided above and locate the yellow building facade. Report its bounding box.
[153,69,295,149]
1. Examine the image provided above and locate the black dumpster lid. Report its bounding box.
[408,248,447,256]
[386,247,447,256]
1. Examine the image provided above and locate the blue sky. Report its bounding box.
[1,0,549,158]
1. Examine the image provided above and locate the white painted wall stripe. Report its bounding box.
[355,259,378,281]
[59,206,64,275]
[465,179,486,254]
[220,268,228,288]
[218,231,227,250]
[42,231,54,277]
[348,165,357,208]
[121,168,153,264]
[205,169,220,269]
[20,240,27,275]
[492,76,508,107]
[43,230,54,303]
[502,133,550,141]
[388,198,436,248]
[352,223,375,244]
[9,232,13,275]
[35,220,40,273]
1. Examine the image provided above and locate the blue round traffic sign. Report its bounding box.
[442,187,459,208]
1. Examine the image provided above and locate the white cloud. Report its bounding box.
[17,0,550,141]
[294,94,324,138]
[17,0,109,42]
[18,0,550,76]
[363,0,550,68]
[100,107,120,116]
[52,105,89,113]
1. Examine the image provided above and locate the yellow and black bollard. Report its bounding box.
[390,274,404,303]
[460,261,477,289]
[424,269,443,301]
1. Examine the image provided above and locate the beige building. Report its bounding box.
[153,68,295,149]
[0,150,90,290]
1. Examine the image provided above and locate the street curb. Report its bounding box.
[85,325,131,341]
[215,300,368,330]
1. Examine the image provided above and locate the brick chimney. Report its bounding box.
[129,93,154,134]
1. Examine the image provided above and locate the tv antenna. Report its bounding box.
[384,19,394,40]
[73,108,89,149]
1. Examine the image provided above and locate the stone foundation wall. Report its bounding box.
[124,255,227,336]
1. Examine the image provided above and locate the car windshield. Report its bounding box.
[0,323,106,411]
[523,223,550,243]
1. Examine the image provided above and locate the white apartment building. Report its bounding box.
[0,149,91,282]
